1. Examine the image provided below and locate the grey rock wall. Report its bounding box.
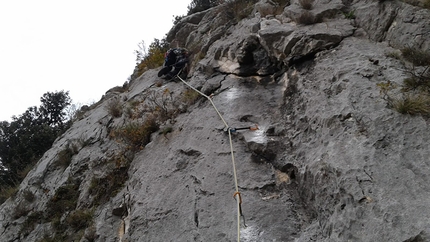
[1,1,430,242]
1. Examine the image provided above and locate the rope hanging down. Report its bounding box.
[175,72,250,242]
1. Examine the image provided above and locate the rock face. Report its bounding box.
[1,1,430,242]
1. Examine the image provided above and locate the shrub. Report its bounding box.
[155,80,164,87]
[20,211,44,237]
[89,167,129,206]
[55,144,78,169]
[425,0,430,9]
[377,81,397,101]
[66,209,93,231]
[403,76,430,92]
[106,98,123,118]
[13,203,31,219]
[224,0,258,21]
[299,0,314,10]
[38,234,61,242]
[125,99,144,119]
[45,179,80,221]
[159,126,173,137]
[400,48,430,92]
[187,0,220,15]
[23,189,35,202]
[296,10,319,25]
[273,0,290,6]
[401,0,430,9]
[84,226,97,242]
[181,88,201,105]
[108,86,127,94]
[378,48,430,117]
[17,163,35,181]
[111,117,159,151]
[143,89,180,122]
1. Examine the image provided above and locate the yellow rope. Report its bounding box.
[176,74,242,242]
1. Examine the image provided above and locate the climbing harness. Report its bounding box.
[175,70,255,242]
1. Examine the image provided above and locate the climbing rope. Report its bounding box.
[175,72,248,242]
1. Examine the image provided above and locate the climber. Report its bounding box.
[157,48,189,80]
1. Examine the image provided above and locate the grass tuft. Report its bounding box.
[0,185,19,204]
[392,94,430,115]
[401,47,430,66]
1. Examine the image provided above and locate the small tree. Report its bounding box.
[0,91,72,192]
[39,90,72,129]
[134,40,147,63]
[131,38,170,79]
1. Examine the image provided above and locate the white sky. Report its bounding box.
[0,0,191,121]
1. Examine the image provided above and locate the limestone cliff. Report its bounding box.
[1,0,430,241]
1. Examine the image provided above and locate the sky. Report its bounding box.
[0,0,191,121]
